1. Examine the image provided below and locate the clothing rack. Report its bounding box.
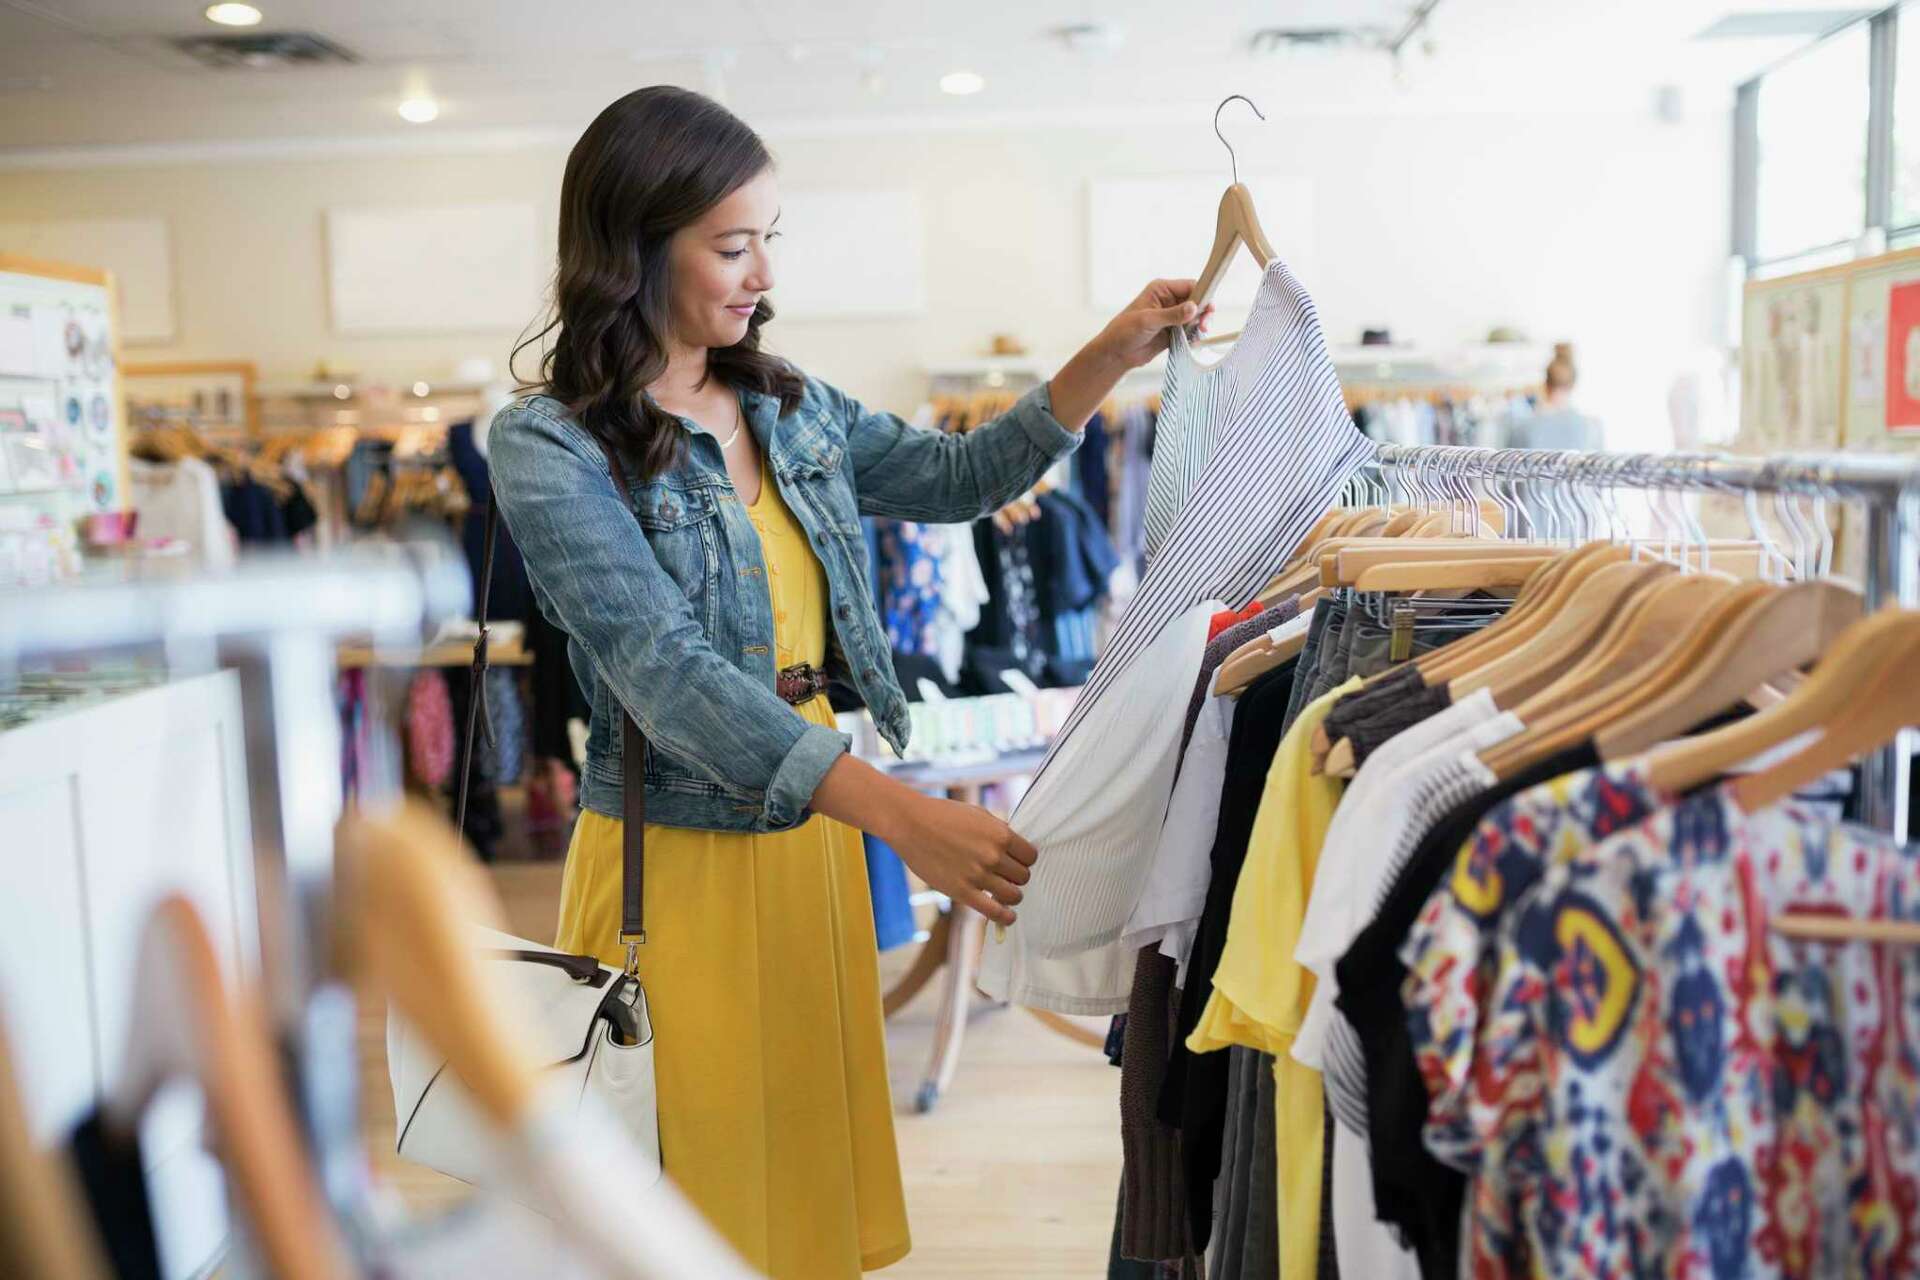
[1,545,470,1024]
[1359,443,1920,832]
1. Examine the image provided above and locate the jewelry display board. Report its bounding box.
[0,254,127,518]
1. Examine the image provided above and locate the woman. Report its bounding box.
[1509,343,1602,534]
[489,86,1205,1277]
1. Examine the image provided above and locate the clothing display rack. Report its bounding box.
[2,546,760,1279]
[1,546,470,1025]
[1356,442,1920,831]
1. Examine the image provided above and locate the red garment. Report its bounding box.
[1206,600,1264,641]
[404,669,455,789]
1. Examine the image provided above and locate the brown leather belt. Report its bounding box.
[776,662,829,705]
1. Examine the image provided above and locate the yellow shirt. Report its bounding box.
[1187,678,1358,1280]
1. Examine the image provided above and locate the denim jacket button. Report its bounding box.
[861,667,877,680]
[835,604,851,621]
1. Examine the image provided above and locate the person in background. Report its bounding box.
[1509,343,1602,536]
[1511,342,1601,450]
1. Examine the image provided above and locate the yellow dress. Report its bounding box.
[553,448,911,1277]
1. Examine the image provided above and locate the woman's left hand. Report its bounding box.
[1046,277,1217,432]
[1097,278,1215,370]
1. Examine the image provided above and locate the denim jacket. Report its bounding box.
[488,376,1080,833]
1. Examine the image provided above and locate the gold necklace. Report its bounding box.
[716,398,744,450]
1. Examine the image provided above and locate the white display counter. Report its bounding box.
[0,668,257,1279]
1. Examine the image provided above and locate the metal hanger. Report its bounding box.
[1216,92,1259,186]
[1191,95,1279,333]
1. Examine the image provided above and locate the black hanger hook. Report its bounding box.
[1213,94,1265,186]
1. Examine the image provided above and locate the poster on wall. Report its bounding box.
[1886,281,1920,433]
[1841,248,1920,451]
[0,261,124,514]
[1738,272,1846,454]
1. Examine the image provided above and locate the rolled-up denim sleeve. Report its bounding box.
[488,404,847,829]
[835,379,1081,524]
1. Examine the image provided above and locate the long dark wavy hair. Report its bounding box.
[512,86,804,481]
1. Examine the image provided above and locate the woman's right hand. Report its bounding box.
[883,792,1037,928]
[807,753,1039,927]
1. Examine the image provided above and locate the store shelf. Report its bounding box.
[255,376,495,401]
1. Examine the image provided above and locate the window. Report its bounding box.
[1755,21,1872,262]
[1895,2,1920,227]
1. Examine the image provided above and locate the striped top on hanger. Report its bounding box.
[982,258,1373,1012]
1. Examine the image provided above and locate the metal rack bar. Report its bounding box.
[1363,444,1920,834]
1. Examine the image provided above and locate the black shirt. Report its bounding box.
[1156,658,1297,1250]
[1343,681,1453,767]
[1332,740,1601,1279]
[1320,663,1423,741]
[69,1107,163,1280]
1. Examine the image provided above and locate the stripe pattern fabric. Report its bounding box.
[1025,259,1373,812]
[984,260,1373,1013]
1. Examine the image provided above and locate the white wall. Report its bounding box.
[0,106,1730,448]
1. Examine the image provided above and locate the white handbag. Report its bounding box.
[386,481,663,1205]
[386,925,660,1203]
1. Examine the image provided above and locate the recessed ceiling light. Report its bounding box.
[940,70,985,96]
[398,96,439,124]
[204,3,263,26]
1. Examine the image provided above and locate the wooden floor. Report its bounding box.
[359,805,1122,1277]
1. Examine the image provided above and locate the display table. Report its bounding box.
[875,748,1102,1112]
[337,634,530,669]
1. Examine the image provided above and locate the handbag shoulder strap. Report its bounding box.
[594,437,648,974]
[459,444,647,980]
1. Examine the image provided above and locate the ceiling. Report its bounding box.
[0,0,1878,157]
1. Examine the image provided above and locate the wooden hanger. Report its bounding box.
[1311,547,1577,772]
[0,1018,110,1280]
[1449,557,1669,707]
[1310,544,1567,773]
[1186,106,1292,343]
[1645,608,1920,947]
[1191,184,1276,314]
[1378,508,1427,538]
[1286,507,1349,563]
[1416,544,1628,686]
[1518,571,1738,722]
[1256,510,1385,602]
[106,897,353,1280]
[1351,556,1549,594]
[1728,608,1919,814]
[1770,915,1920,944]
[1217,616,1313,698]
[1262,561,1326,606]
[1596,579,1865,762]
[1473,574,1752,777]
[1639,608,1918,798]
[336,801,545,1132]
[1326,541,1549,584]
[1262,518,1395,601]
[1626,607,1920,946]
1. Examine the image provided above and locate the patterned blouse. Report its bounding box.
[1454,783,1920,1279]
[1401,761,1669,1173]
